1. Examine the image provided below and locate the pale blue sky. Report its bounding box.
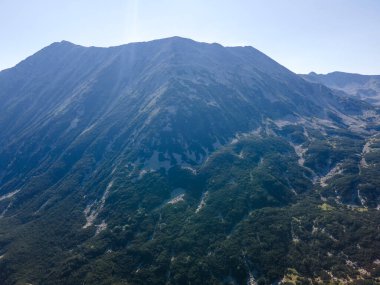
[1,0,379,74]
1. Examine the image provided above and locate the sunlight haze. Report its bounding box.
[1,0,379,74]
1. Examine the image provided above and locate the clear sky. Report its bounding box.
[1,0,379,74]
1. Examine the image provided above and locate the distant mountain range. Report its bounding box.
[0,37,379,285]
[301,71,380,106]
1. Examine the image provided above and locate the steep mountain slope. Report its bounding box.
[0,38,379,285]
[301,71,380,106]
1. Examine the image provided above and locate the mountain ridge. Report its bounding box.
[301,71,380,106]
[0,37,379,285]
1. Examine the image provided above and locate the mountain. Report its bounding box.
[301,71,380,106]
[0,37,379,285]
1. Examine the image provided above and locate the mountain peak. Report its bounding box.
[1,35,380,285]
[59,40,75,45]
[48,40,78,48]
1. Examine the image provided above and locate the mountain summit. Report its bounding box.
[0,38,379,284]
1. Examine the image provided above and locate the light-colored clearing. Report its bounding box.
[95,220,107,235]
[181,166,197,175]
[291,143,307,166]
[167,188,186,205]
[319,163,343,187]
[167,194,185,205]
[195,191,209,213]
[0,189,20,201]
[360,137,377,170]
[83,180,113,229]
[357,189,366,206]
[247,271,257,285]
[291,223,300,244]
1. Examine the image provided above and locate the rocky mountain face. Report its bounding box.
[0,37,379,285]
[301,71,380,106]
